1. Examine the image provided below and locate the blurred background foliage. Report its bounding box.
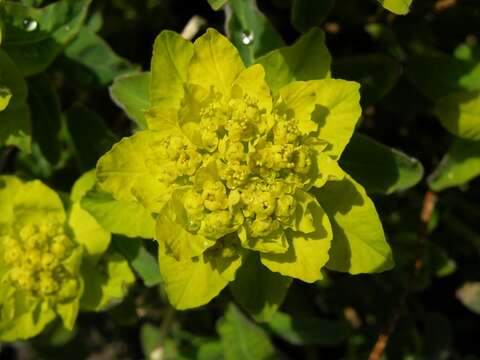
[0,0,480,359]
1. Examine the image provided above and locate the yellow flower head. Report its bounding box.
[96,28,393,310]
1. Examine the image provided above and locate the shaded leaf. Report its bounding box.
[229,252,291,322]
[1,0,91,76]
[0,49,31,152]
[333,54,402,106]
[267,311,350,346]
[256,27,331,94]
[65,106,117,171]
[340,134,423,194]
[109,72,150,129]
[65,27,139,86]
[291,0,335,33]
[226,0,284,66]
[217,304,276,360]
[113,235,162,288]
[207,0,227,11]
[428,138,480,191]
[434,91,480,141]
[27,74,61,164]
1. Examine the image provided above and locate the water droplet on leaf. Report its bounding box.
[23,18,38,32]
[241,30,254,45]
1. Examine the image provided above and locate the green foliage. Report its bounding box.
[341,134,424,194]
[0,50,30,152]
[217,304,276,360]
[1,0,480,358]
[0,0,91,76]
[226,0,284,65]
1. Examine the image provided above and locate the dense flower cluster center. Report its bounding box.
[2,222,79,301]
[152,90,317,243]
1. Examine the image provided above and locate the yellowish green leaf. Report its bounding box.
[314,173,394,274]
[188,28,245,95]
[150,31,193,109]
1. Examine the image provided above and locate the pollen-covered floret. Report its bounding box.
[146,89,323,244]
[2,222,79,301]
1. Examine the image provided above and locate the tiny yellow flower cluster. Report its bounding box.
[149,89,316,242]
[3,222,78,301]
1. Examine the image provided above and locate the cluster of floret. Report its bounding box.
[2,222,79,302]
[148,90,317,245]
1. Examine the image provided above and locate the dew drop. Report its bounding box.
[241,30,254,45]
[23,18,38,32]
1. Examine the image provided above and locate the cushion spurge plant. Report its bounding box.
[96,28,394,311]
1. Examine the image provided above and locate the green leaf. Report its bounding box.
[226,0,284,66]
[260,194,332,283]
[0,300,56,342]
[377,0,413,15]
[0,49,31,152]
[333,54,402,106]
[80,250,135,311]
[81,188,156,239]
[188,28,245,96]
[256,27,331,94]
[113,236,162,287]
[340,134,424,194]
[428,138,480,191]
[313,79,362,160]
[158,243,242,310]
[217,304,276,360]
[64,27,139,86]
[207,0,227,10]
[406,52,480,101]
[95,130,172,213]
[150,30,193,109]
[229,252,291,322]
[140,323,163,359]
[110,72,151,129]
[70,171,111,258]
[65,106,117,171]
[27,74,61,164]
[291,0,335,33]
[0,86,12,111]
[197,341,224,360]
[434,91,480,141]
[267,311,350,346]
[1,0,91,76]
[456,282,480,315]
[314,173,394,274]
[69,202,111,258]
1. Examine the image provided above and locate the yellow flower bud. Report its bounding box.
[176,145,202,176]
[293,147,311,174]
[275,194,296,219]
[202,181,228,211]
[25,249,43,271]
[58,279,78,301]
[166,136,185,160]
[41,253,58,270]
[250,217,277,238]
[3,240,21,265]
[19,224,37,241]
[184,190,204,217]
[39,273,59,296]
[252,191,277,219]
[201,131,219,152]
[50,242,67,258]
